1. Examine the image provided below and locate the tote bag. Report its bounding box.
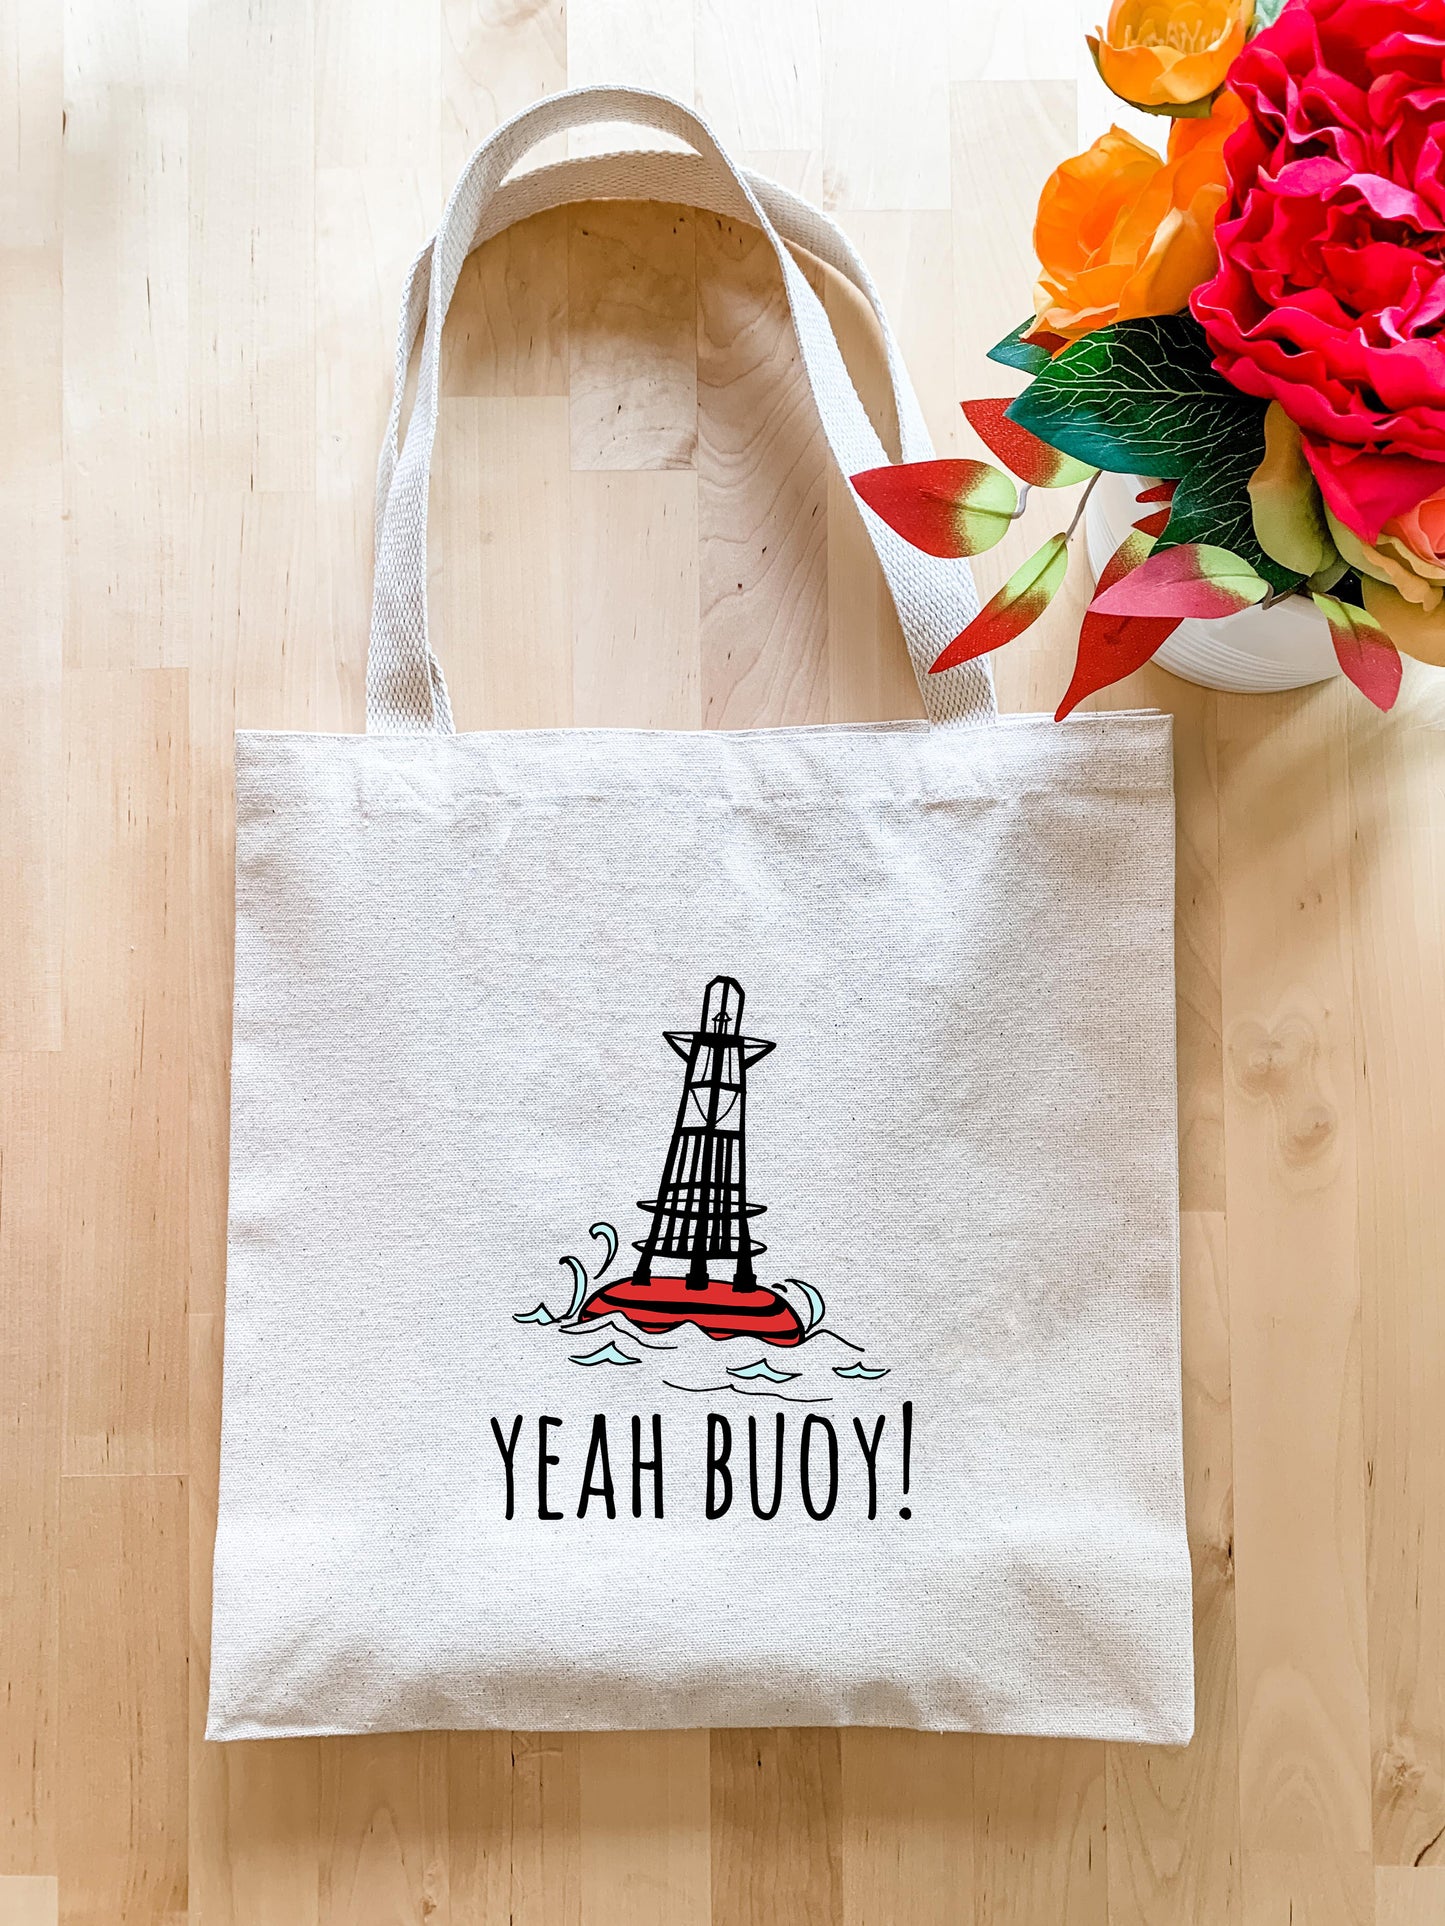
[208,86,1194,1743]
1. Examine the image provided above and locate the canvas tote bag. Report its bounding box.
[207,85,1194,1743]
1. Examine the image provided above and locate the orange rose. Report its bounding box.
[1032,90,1246,343]
[1089,0,1253,112]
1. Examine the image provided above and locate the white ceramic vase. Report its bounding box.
[1084,468,1339,693]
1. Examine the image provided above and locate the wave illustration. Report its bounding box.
[558,1313,678,1351]
[558,1254,590,1320]
[727,1357,800,1383]
[780,1278,826,1331]
[663,1378,832,1405]
[568,1340,640,1367]
[554,1312,885,1400]
[587,1222,619,1277]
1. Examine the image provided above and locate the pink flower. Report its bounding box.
[1191,0,1445,542]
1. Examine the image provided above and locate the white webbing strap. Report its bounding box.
[369,86,993,734]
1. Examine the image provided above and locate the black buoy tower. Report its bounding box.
[631,976,775,1293]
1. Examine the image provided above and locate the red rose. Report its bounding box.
[1191,0,1445,542]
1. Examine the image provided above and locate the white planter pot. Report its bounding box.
[1084,468,1339,693]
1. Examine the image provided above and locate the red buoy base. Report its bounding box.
[575,1274,805,1347]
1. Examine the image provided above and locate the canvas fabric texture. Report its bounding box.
[207,86,1194,1744]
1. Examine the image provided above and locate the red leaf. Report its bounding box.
[1133,508,1172,537]
[1134,481,1177,505]
[850,458,1015,558]
[930,533,1071,672]
[1336,630,1402,709]
[1056,529,1179,717]
[1088,542,1270,619]
[1096,527,1155,595]
[960,398,1095,488]
[1313,593,1403,711]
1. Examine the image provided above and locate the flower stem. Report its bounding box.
[1064,469,1102,542]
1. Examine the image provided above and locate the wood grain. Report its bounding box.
[1219,691,1374,1925]
[5,3,1443,1920]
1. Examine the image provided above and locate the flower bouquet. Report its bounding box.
[854,0,1445,715]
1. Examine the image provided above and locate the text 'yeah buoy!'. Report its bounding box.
[488,1402,914,1524]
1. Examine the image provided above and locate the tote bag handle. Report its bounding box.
[369,85,994,735]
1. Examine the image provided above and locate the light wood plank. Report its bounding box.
[0,1057,59,1876]
[188,0,314,493]
[1350,707,1445,1872]
[710,1729,842,1926]
[433,397,574,731]
[839,1732,972,1926]
[971,1739,1108,1926]
[0,687,62,1052]
[1241,1848,1374,1926]
[1107,1214,1241,1925]
[0,9,63,1049]
[0,0,62,249]
[1219,688,1374,1918]
[578,1733,710,1926]
[568,202,698,473]
[59,671,188,1476]
[823,0,951,211]
[317,1734,450,1926]
[57,1475,187,1924]
[951,0,1080,84]
[1376,1867,1445,1926]
[444,207,571,402]
[570,470,701,731]
[0,1878,59,1926]
[1,0,63,1887]
[444,1733,514,1921]
[314,0,439,174]
[508,1733,583,1926]
[834,210,960,455]
[62,0,189,672]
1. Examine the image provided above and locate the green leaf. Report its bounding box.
[1250,0,1291,32]
[1005,314,1304,593]
[986,318,1059,377]
[1306,556,1348,594]
[1248,401,1338,577]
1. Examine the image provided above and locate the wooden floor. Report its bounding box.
[4,2,1444,1921]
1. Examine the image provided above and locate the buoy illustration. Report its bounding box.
[576,976,805,1346]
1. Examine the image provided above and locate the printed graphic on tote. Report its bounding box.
[514,976,889,1402]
